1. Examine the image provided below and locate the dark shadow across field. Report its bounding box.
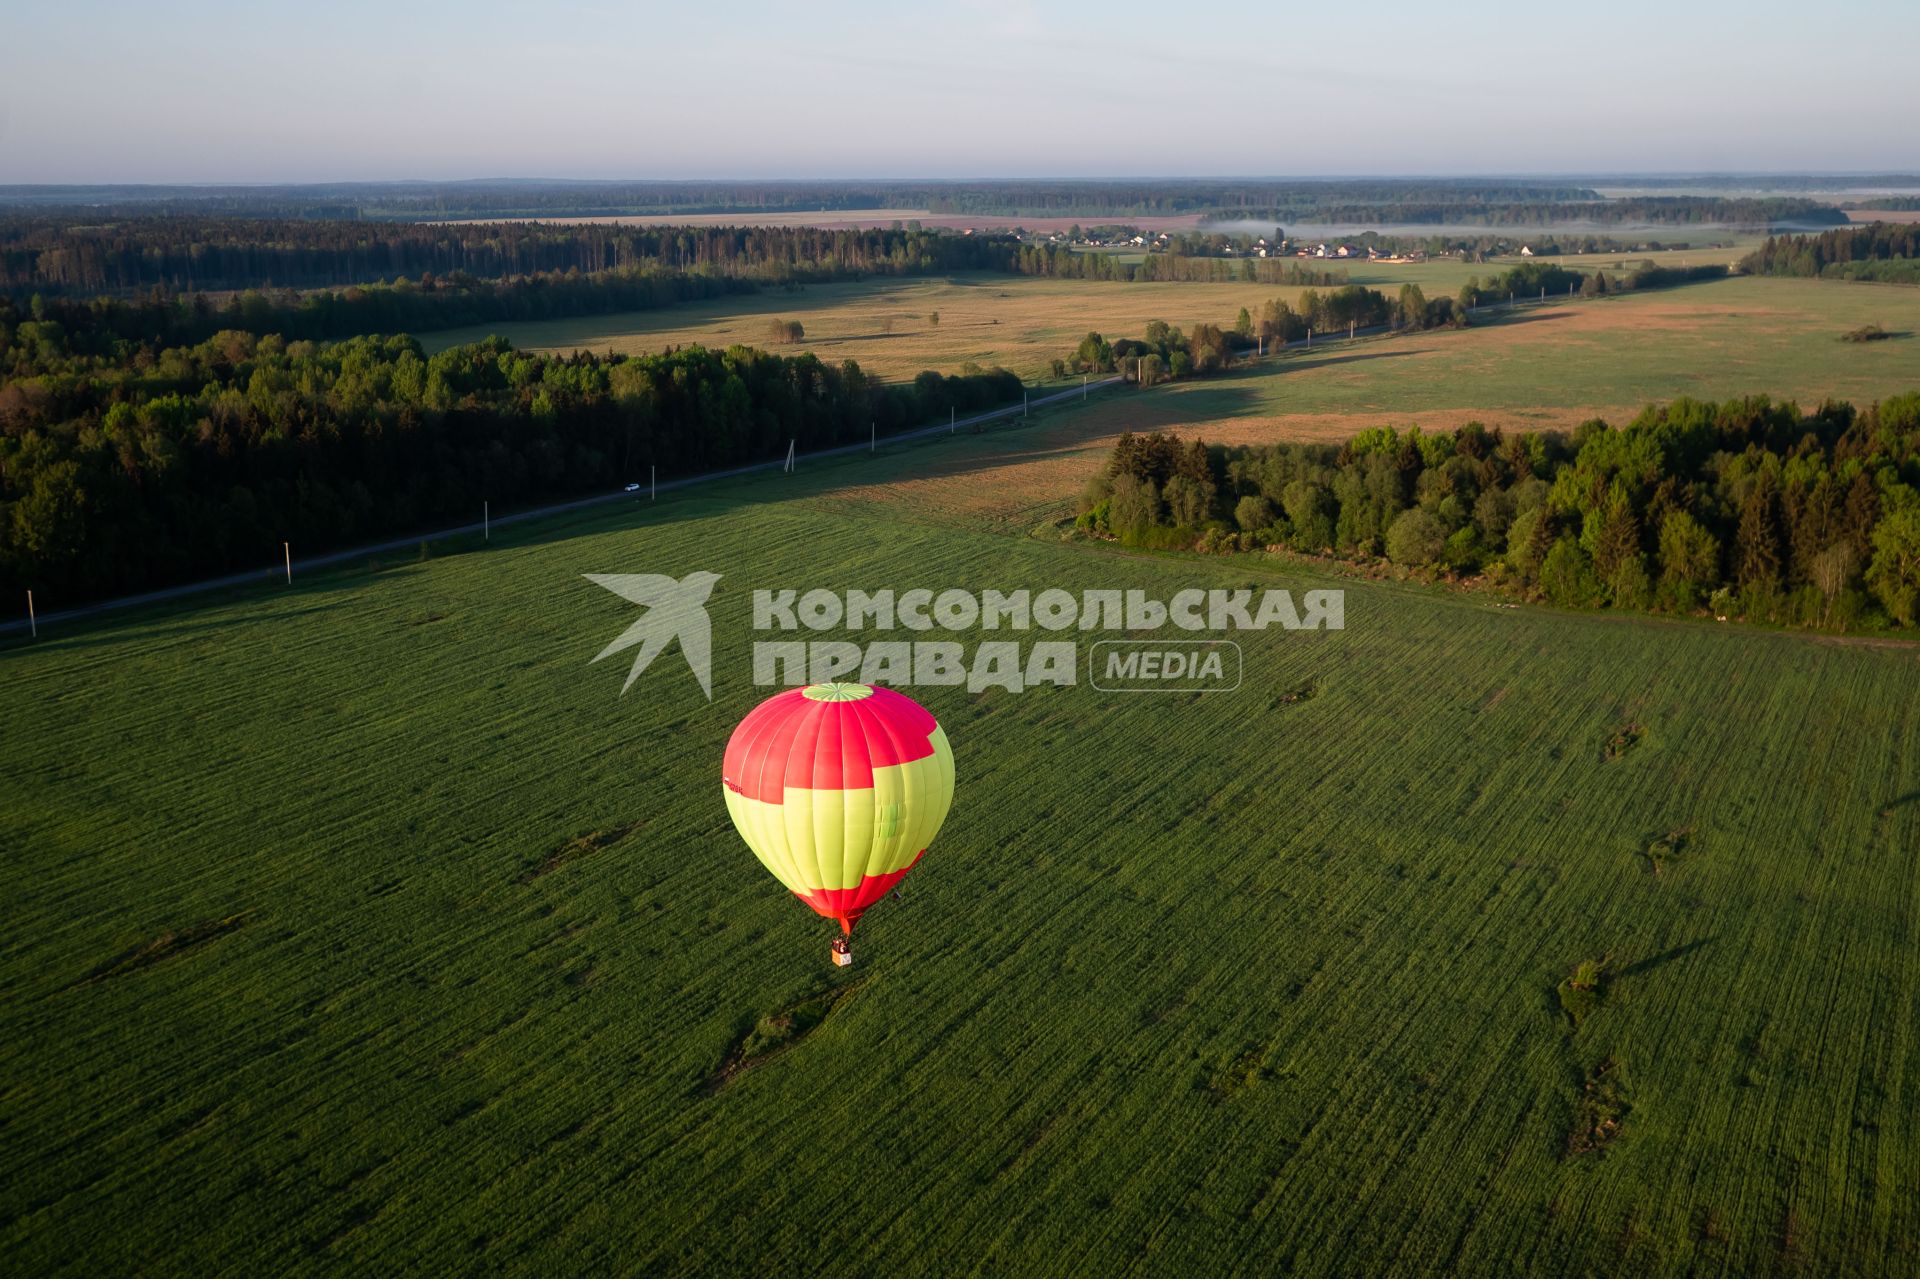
[1617,937,1715,981]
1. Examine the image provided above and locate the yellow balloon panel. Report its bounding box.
[723,727,953,894]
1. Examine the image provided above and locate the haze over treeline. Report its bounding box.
[3,0,1915,182]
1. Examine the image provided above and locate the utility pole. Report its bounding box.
[483,501,489,542]
[25,590,34,639]
[950,407,956,433]
[1024,390,1029,418]
[785,440,795,473]
[283,542,292,585]
[870,420,875,452]
[1307,327,1313,349]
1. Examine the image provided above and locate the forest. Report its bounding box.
[1081,396,1920,631]
[4,272,778,348]
[0,220,1021,296]
[0,313,1021,604]
[1740,223,1920,283]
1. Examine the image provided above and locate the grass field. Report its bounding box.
[422,274,1326,382]
[789,276,1920,535]
[420,244,1765,383]
[1064,275,1920,440]
[5,384,1920,1274]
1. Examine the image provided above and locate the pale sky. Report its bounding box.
[2,0,1916,184]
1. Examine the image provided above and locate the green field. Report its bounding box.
[420,250,1851,399]
[5,411,1920,1273]
[421,273,1322,382]
[783,276,1920,541]
[1057,276,1920,442]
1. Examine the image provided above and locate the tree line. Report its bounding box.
[1055,259,1731,386]
[1837,197,1920,212]
[1740,223,1920,284]
[1206,197,1847,229]
[6,272,774,350]
[0,219,1032,296]
[0,312,1022,604]
[1080,395,1920,631]
[0,179,1609,221]
[1,181,1865,228]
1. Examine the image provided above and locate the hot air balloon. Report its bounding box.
[722,682,954,962]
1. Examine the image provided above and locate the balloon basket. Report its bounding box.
[832,949,854,967]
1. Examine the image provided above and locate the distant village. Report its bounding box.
[947,223,1721,261]
[966,226,1434,260]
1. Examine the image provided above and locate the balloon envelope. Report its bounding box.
[722,682,954,933]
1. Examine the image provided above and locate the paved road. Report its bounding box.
[3,375,1125,636]
[4,291,1568,637]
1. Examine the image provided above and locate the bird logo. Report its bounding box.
[586,571,722,698]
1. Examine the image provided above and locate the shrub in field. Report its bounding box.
[1603,723,1643,761]
[713,986,859,1090]
[1203,1047,1267,1102]
[1640,826,1693,875]
[1565,1058,1629,1157]
[1557,959,1609,1027]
